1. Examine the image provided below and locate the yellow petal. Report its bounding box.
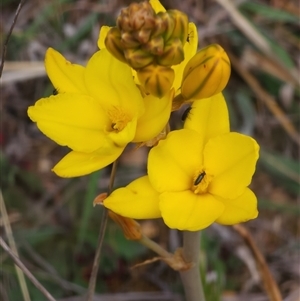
[215,188,258,224]
[148,129,204,193]
[173,22,198,94]
[97,26,110,49]
[45,48,88,94]
[53,148,123,177]
[184,93,229,144]
[103,176,161,219]
[149,0,166,13]
[84,49,144,117]
[204,133,260,199]
[159,190,225,231]
[133,89,173,142]
[28,94,109,153]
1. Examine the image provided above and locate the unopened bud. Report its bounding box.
[151,16,167,38]
[117,2,156,32]
[137,64,175,98]
[134,28,152,44]
[168,10,188,45]
[124,48,154,69]
[181,44,231,100]
[105,27,127,63]
[157,37,184,66]
[120,32,140,48]
[144,36,164,55]
[157,12,175,42]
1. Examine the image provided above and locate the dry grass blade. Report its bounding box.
[214,0,298,84]
[0,236,56,301]
[214,0,271,54]
[233,224,282,301]
[0,190,31,301]
[229,51,300,146]
[1,61,46,85]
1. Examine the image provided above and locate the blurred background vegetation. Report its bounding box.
[1,0,299,300]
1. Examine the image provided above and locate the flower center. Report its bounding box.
[107,106,131,132]
[192,169,213,194]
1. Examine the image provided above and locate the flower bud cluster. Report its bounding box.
[105,1,189,98]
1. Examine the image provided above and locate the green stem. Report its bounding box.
[139,235,173,258]
[180,231,206,301]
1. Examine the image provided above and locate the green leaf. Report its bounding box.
[235,89,256,135]
[259,149,300,195]
[105,223,146,261]
[15,227,61,246]
[240,2,298,23]
[259,199,300,215]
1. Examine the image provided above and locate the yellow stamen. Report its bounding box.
[107,106,131,132]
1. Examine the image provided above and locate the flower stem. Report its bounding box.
[180,231,206,301]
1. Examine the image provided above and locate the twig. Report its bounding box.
[229,51,300,146]
[0,236,56,301]
[85,161,118,301]
[0,0,26,79]
[179,231,206,301]
[0,190,31,301]
[233,224,282,301]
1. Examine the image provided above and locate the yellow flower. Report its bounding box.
[104,93,259,231]
[28,48,172,177]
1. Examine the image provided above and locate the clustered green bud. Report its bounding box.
[105,1,189,98]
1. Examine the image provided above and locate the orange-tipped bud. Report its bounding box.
[181,44,231,100]
[137,64,175,98]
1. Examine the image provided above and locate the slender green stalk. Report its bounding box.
[139,235,173,258]
[179,231,206,301]
[86,161,118,301]
[85,208,108,301]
